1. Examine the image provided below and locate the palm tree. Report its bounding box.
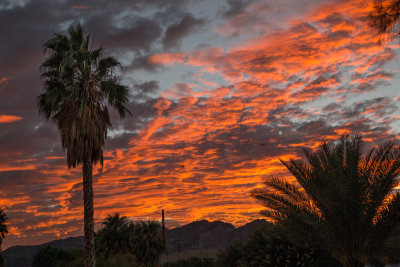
[38,23,130,267]
[0,209,8,267]
[97,213,130,258]
[133,220,163,267]
[251,135,400,266]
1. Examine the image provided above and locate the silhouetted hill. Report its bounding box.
[3,236,83,267]
[166,219,267,253]
[3,219,267,266]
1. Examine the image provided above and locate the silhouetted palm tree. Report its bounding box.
[252,135,400,266]
[38,23,130,267]
[97,213,130,258]
[133,220,163,267]
[0,209,8,267]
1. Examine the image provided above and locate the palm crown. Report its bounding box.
[38,23,130,168]
[97,213,131,258]
[252,135,400,266]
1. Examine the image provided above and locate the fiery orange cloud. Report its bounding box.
[0,115,22,123]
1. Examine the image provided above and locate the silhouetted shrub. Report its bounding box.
[162,256,216,267]
[32,245,73,267]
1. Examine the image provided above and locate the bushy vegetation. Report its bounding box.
[32,246,74,267]
[162,257,216,267]
[214,223,339,267]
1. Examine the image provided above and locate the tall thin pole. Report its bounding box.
[162,209,167,254]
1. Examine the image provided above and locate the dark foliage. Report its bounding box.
[96,213,131,258]
[216,241,245,267]
[162,257,216,267]
[32,246,73,267]
[96,214,163,266]
[0,209,7,267]
[132,220,164,266]
[216,223,326,267]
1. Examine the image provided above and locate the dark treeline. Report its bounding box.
[32,214,163,267]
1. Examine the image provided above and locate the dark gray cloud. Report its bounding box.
[128,54,161,72]
[85,16,162,53]
[134,80,160,97]
[220,0,256,18]
[162,13,206,50]
[0,0,200,76]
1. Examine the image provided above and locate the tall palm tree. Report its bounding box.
[0,209,8,267]
[251,135,400,266]
[38,23,130,267]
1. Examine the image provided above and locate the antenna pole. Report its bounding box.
[162,209,167,254]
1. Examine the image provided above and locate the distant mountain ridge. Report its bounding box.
[3,219,267,267]
[3,236,84,267]
[166,219,267,252]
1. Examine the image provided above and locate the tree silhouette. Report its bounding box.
[251,135,400,266]
[32,245,73,267]
[96,213,130,259]
[133,220,163,267]
[0,209,7,267]
[38,23,130,267]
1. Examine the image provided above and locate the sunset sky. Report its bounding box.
[1,0,400,249]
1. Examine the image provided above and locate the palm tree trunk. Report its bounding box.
[83,159,95,267]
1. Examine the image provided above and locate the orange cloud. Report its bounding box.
[0,115,22,123]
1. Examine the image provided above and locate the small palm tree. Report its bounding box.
[133,220,163,267]
[0,209,8,267]
[251,135,400,266]
[97,213,130,258]
[38,23,130,267]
